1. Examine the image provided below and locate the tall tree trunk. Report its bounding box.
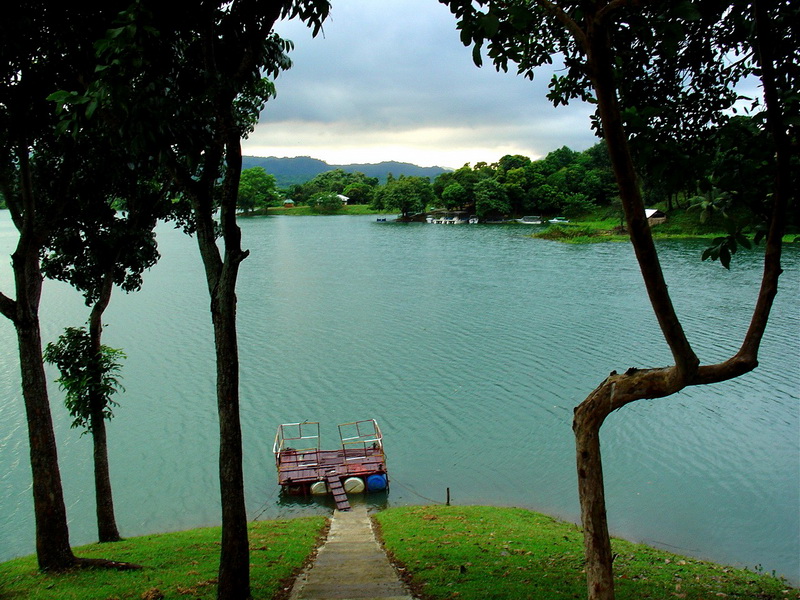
[212,265,249,600]
[12,244,76,570]
[88,274,121,543]
[214,136,250,600]
[186,133,250,599]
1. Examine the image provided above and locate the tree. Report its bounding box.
[442,1,792,598]
[497,153,531,174]
[39,157,165,543]
[441,182,469,209]
[44,328,126,541]
[237,167,279,213]
[44,328,126,429]
[79,3,331,597]
[297,168,377,204]
[378,176,434,218]
[473,178,510,218]
[0,3,134,571]
[343,181,375,205]
[309,191,344,213]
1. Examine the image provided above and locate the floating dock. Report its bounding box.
[273,420,389,511]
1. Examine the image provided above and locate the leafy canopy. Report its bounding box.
[43,327,126,431]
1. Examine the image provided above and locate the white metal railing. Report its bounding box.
[338,419,383,462]
[273,421,321,467]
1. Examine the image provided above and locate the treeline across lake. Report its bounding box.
[238,143,616,219]
[239,114,796,229]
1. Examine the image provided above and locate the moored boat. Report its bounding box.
[273,419,388,511]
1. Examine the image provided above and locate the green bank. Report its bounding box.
[2,507,794,599]
[534,208,800,244]
[376,506,795,600]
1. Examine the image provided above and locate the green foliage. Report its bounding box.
[43,327,126,431]
[308,191,344,213]
[441,182,469,210]
[701,220,755,270]
[473,178,510,218]
[42,211,162,304]
[237,167,279,212]
[294,169,378,205]
[377,506,792,600]
[343,182,375,205]
[430,144,615,218]
[376,175,435,217]
[0,517,326,599]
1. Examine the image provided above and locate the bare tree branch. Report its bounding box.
[0,291,16,322]
[534,0,589,53]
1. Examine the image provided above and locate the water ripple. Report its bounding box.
[0,214,797,582]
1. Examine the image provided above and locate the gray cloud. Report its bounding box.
[246,0,599,167]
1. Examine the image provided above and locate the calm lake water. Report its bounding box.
[0,212,798,582]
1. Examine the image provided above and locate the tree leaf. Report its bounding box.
[472,43,484,67]
[719,246,732,269]
[736,233,752,250]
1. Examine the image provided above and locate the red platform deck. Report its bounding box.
[275,447,387,487]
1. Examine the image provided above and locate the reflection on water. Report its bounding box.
[0,212,798,584]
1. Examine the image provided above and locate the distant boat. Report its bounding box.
[516,215,542,224]
[548,217,570,224]
[426,210,469,224]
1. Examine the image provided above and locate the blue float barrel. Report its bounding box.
[366,474,387,492]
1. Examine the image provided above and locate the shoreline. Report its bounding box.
[2,505,795,599]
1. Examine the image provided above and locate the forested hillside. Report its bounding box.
[241,155,449,187]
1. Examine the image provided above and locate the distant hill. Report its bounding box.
[241,155,450,188]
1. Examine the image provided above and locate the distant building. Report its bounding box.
[337,194,351,205]
[283,199,295,208]
[645,208,667,226]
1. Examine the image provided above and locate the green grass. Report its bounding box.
[534,223,627,243]
[0,516,326,600]
[375,506,795,600]
[3,507,795,599]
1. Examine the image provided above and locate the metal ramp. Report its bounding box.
[325,470,351,511]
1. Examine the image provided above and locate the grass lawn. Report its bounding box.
[0,516,326,600]
[375,506,796,600]
[2,507,795,599]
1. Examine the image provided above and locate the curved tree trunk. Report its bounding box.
[574,12,700,600]
[572,4,789,599]
[88,274,121,543]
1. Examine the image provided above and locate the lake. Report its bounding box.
[0,212,798,583]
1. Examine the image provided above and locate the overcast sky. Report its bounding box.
[242,0,599,169]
